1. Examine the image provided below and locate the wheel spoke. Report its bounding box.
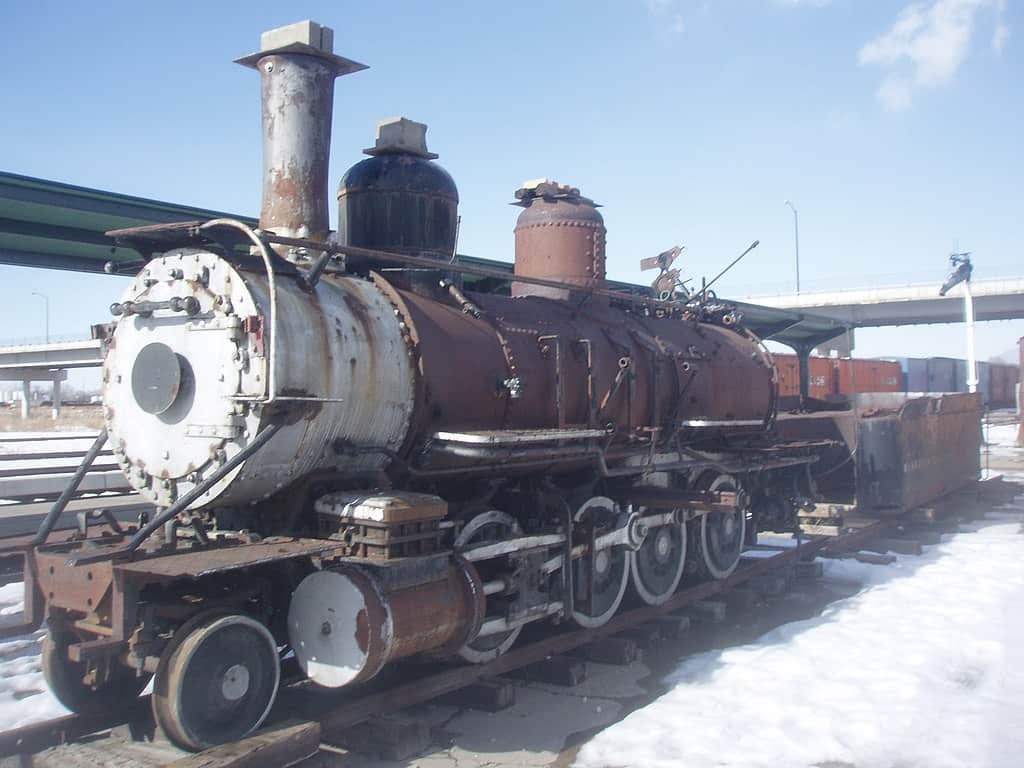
[629,519,686,605]
[454,510,523,663]
[571,497,630,628]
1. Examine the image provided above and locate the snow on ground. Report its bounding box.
[0,583,69,729]
[985,422,1021,451]
[576,485,1024,768]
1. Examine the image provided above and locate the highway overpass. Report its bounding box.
[0,339,102,418]
[745,277,1024,327]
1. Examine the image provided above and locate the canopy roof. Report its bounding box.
[0,172,848,349]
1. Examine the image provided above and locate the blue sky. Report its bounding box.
[1,0,1021,389]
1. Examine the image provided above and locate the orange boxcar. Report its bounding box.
[773,354,834,399]
[836,359,903,394]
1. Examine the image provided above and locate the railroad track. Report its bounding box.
[0,433,133,507]
[3,476,1018,767]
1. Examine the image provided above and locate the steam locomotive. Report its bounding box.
[8,21,829,750]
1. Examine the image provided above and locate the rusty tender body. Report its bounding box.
[4,19,982,754]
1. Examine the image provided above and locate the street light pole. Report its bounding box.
[31,291,50,343]
[938,252,976,394]
[963,279,977,394]
[784,200,800,294]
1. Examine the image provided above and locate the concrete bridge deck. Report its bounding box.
[746,277,1024,327]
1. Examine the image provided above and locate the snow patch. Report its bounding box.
[577,493,1024,768]
[0,582,69,729]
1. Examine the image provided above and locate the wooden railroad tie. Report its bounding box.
[616,623,665,650]
[819,550,898,566]
[166,720,320,768]
[793,560,824,580]
[509,654,587,687]
[650,613,691,640]
[682,599,728,623]
[747,569,794,597]
[574,636,640,666]
[322,716,430,762]
[438,677,517,712]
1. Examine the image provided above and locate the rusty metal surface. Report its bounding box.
[33,550,114,613]
[775,410,857,501]
[233,25,366,246]
[856,392,982,513]
[385,561,483,661]
[383,268,774,462]
[113,538,345,580]
[623,486,738,513]
[512,184,606,301]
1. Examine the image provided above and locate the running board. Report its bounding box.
[431,428,607,445]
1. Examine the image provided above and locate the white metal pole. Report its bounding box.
[785,200,800,294]
[963,280,977,394]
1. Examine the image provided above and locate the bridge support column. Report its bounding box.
[20,381,30,420]
[794,343,812,401]
[52,378,62,420]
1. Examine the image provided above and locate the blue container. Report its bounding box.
[902,358,929,393]
[953,359,968,393]
[926,357,956,393]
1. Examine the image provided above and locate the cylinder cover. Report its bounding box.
[287,562,483,688]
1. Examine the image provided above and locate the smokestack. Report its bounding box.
[236,21,367,250]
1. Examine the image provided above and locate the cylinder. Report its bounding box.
[512,181,606,301]
[287,562,484,688]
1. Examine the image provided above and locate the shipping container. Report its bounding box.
[906,357,929,393]
[926,357,956,393]
[953,358,968,393]
[989,362,1019,409]
[837,359,903,394]
[773,354,834,400]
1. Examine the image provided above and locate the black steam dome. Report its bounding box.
[337,118,459,261]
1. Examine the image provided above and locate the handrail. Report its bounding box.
[198,219,279,404]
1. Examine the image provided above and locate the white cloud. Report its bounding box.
[858,0,1008,111]
[992,22,1010,52]
[776,0,833,7]
[647,0,686,39]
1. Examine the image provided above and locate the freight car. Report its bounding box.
[1,22,831,751]
[774,354,903,400]
[886,356,1019,408]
